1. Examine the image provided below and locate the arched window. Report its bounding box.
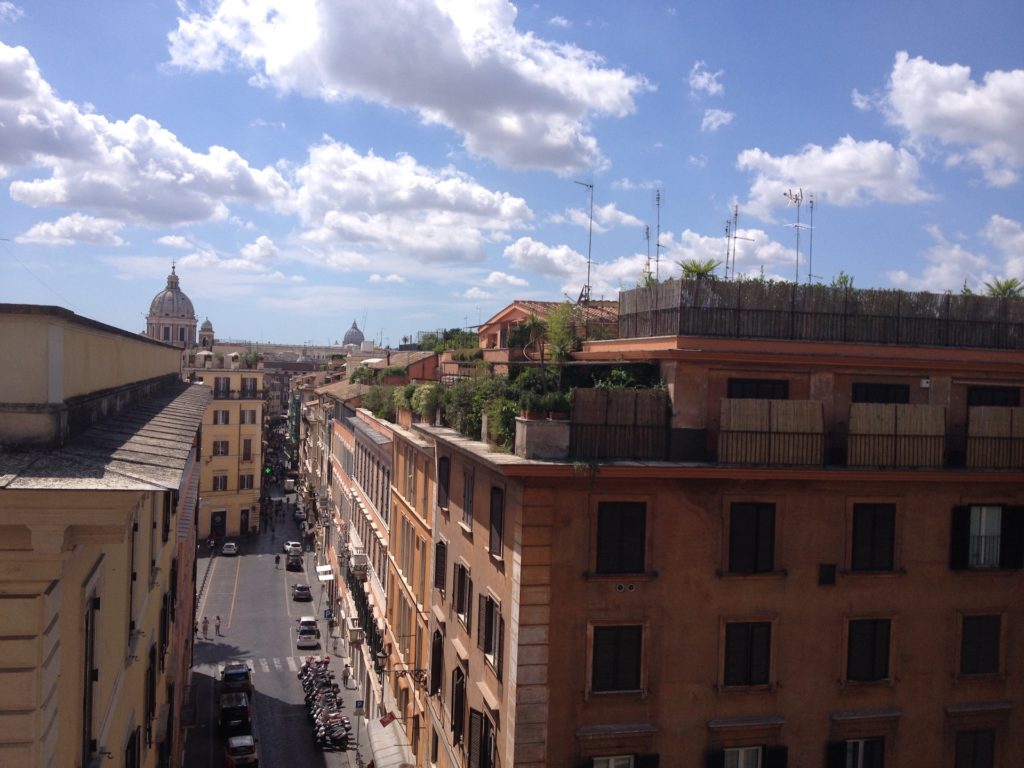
[162,327,170,341]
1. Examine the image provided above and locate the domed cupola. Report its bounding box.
[343,320,365,346]
[145,264,198,347]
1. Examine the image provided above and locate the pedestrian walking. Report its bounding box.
[201,616,209,639]
[215,615,222,636]
[342,663,351,689]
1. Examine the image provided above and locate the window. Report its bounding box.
[707,746,788,768]
[477,594,503,676]
[489,487,504,557]
[827,738,884,768]
[437,456,450,508]
[968,386,1020,407]
[846,619,890,682]
[468,709,495,768]
[433,540,447,593]
[162,327,170,341]
[212,475,228,492]
[451,666,466,745]
[81,596,98,765]
[591,625,642,693]
[240,377,257,397]
[851,504,895,571]
[214,376,230,397]
[725,747,761,768]
[213,409,230,425]
[955,730,994,768]
[729,503,775,574]
[240,409,257,424]
[179,327,186,342]
[213,440,229,456]
[723,621,771,687]
[727,378,788,400]
[852,382,909,404]
[950,505,1023,570]
[454,563,472,630]
[239,474,254,490]
[594,758,634,768]
[242,438,252,462]
[960,615,1000,675]
[429,631,443,696]
[462,470,474,529]
[596,501,646,574]
[125,727,141,768]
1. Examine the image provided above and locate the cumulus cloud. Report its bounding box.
[886,224,989,292]
[701,108,733,132]
[167,0,650,173]
[240,235,279,263]
[156,235,193,249]
[982,215,1024,279]
[737,136,933,220]
[464,286,491,299]
[17,213,125,245]
[689,60,723,96]
[504,236,587,278]
[688,154,708,168]
[369,273,406,283]
[656,227,796,281]
[293,139,532,265]
[612,177,661,190]
[884,52,1024,186]
[0,42,289,225]
[548,15,570,28]
[551,201,643,233]
[851,88,874,111]
[484,271,527,287]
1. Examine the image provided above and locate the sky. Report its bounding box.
[1,1,1023,347]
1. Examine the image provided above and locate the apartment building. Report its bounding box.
[418,281,1023,768]
[186,356,264,538]
[0,304,209,767]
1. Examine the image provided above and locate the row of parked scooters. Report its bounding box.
[298,656,352,751]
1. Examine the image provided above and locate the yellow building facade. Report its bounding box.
[0,304,209,768]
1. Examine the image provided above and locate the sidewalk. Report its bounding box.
[327,628,373,768]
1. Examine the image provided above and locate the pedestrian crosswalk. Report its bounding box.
[197,655,333,677]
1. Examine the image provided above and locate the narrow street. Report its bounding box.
[184,518,373,767]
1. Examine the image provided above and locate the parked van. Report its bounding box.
[218,692,252,736]
[225,734,259,767]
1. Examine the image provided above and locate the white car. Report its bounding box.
[283,541,302,556]
[221,541,239,556]
[295,626,319,649]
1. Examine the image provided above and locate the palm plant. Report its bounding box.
[678,258,722,280]
[984,277,1024,298]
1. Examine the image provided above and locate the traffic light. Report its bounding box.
[264,465,272,475]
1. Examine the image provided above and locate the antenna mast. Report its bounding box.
[574,181,594,305]
[783,188,804,283]
[644,224,652,282]
[655,189,663,280]
[806,193,817,283]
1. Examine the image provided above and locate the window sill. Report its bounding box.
[954,671,1005,683]
[840,567,906,577]
[840,677,896,689]
[716,682,776,694]
[584,571,658,582]
[457,521,473,538]
[716,569,788,579]
[586,687,648,700]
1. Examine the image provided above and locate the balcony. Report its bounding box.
[212,389,263,400]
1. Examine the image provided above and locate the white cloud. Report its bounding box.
[156,235,193,249]
[701,108,733,132]
[0,2,23,23]
[16,213,125,245]
[982,214,1024,278]
[240,235,279,263]
[167,0,650,173]
[688,154,707,168]
[886,224,989,292]
[552,201,643,233]
[293,139,532,265]
[504,236,587,278]
[656,227,797,280]
[851,88,873,111]
[737,136,932,220]
[0,43,290,225]
[612,177,661,190]
[884,52,1024,186]
[548,15,570,28]
[464,287,491,299]
[689,60,723,96]
[484,271,527,287]
[369,273,406,283]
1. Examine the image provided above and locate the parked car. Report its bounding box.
[285,554,303,571]
[291,584,312,601]
[296,615,318,633]
[218,692,252,736]
[221,541,239,556]
[220,662,253,693]
[295,626,319,649]
[283,541,302,555]
[293,509,307,522]
[224,734,259,767]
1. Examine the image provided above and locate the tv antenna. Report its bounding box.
[644,224,653,283]
[805,193,820,283]
[783,188,811,283]
[723,204,755,280]
[574,180,594,305]
[654,189,667,280]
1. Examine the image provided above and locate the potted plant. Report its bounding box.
[542,391,571,420]
[518,391,546,420]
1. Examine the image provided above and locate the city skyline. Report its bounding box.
[1,1,1023,345]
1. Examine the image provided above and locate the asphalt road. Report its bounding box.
[185,525,359,767]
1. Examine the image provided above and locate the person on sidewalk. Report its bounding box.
[342,664,351,689]
[201,616,209,639]
[215,615,222,636]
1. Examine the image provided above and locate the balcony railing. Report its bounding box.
[718,430,825,466]
[213,389,263,400]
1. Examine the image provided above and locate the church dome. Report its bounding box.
[201,317,213,331]
[343,320,365,346]
[149,266,196,319]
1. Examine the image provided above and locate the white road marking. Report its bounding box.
[273,657,283,671]
[286,656,298,672]
[259,658,270,672]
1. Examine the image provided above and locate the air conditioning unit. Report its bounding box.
[351,553,369,582]
[347,617,364,645]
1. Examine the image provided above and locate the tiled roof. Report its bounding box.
[364,350,436,369]
[0,382,211,490]
[483,299,618,326]
[315,381,370,401]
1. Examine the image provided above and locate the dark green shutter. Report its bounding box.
[1000,506,1024,568]
[950,506,970,570]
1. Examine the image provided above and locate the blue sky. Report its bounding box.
[1,0,1023,346]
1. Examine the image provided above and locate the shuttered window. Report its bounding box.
[950,505,1024,570]
[429,631,443,696]
[729,503,775,574]
[596,501,646,574]
[727,378,789,399]
[847,619,890,682]
[437,457,450,508]
[955,730,995,768]
[489,487,504,557]
[723,621,771,687]
[592,625,642,693]
[433,541,447,593]
[960,615,1000,675]
[851,504,895,571]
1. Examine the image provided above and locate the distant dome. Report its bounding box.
[201,317,213,331]
[343,320,365,346]
[149,266,196,320]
